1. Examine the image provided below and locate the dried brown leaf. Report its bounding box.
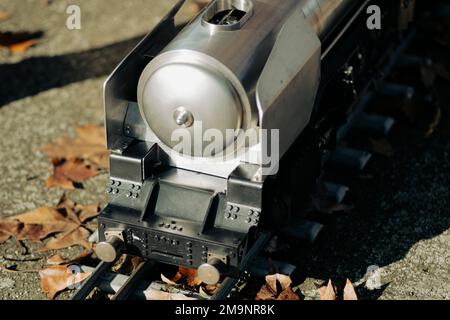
[39,265,90,299]
[59,159,99,182]
[343,279,358,300]
[41,138,107,163]
[46,159,99,189]
[257,274,294,300]
[265,274,292,292]
[0,31,42,53]
[0,207,79,242]
[46,255,66,266]
[15,207,68,225]
[77,203,100,223]
[1,197,96,251]
[75,125,106,146]
[57,194,98,225]
[0,220,21,238]
[42,227,92,251]
[319,280,336,300]
[170,271,184,284]
[15,224,50,241]
[161,273,178,286]
[46,175,75,190]
[56,193,74,208]
[0,231,10,244]
[110,254,142,274]
[0,11,10,22]
[256,284,277,300]
[41,125,108,189]
[178,266,203,287]
[15,207,79,239]
[40,125,108,169]
[111,254,128,273]
[131,256,143,271]
[277,287,301,300]
[89,152,110,169]
[9,39,37,53]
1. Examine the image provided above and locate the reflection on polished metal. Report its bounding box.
[138,55,245,158]
[95,236,123,263]
[202,0,254,31]
[174,107,194,128]
[302,0,354,38]
[198,258,226,285]
[137,0,354,164]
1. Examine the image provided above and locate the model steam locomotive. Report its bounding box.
[95,0,415,285]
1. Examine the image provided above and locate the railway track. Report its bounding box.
[70,26,429,301]
[72,232,272,300]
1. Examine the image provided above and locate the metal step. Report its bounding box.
[324,182,350,204]
[111,260,156,300]
[327,147,372,171]
[279,218,324,243]
[248,256,296,278]
[397,54,432,68]
[379,82,415,99]
[352,113,395,136]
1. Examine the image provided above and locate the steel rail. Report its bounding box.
[71,261,114,300]
[111,260,157,300]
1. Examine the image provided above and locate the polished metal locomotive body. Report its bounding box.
[98,0,414,283]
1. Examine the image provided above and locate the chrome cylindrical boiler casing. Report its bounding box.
[137,0,354,158]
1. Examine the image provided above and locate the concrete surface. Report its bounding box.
[0,0,449,300]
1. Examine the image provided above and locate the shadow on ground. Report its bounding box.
[0,34,144,107]
[265,4,450,299]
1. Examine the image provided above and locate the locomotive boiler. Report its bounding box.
[95,0,415,285]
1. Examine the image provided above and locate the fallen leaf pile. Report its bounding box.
[0,194,100,250]
[256,274,300,300]
[40,125,109,189]
[163,266,203,288]
[319,279,358,300]
[161,266,219,298]
[0,30,43,54]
